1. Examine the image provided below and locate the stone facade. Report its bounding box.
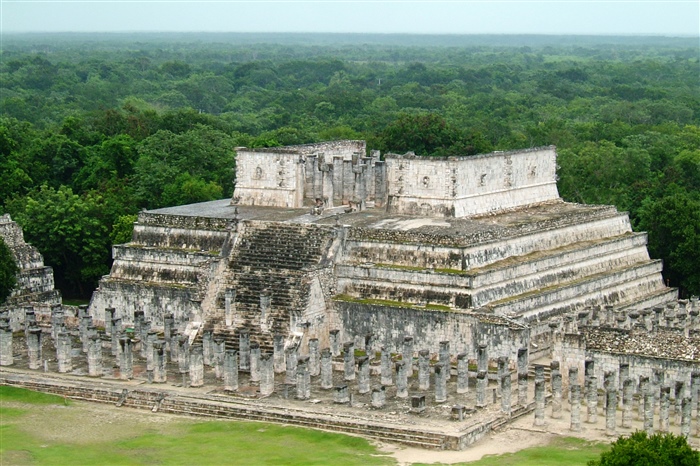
[88,141,676,366]
[0,214,61,323]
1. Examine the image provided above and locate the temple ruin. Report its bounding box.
[2,140,698,450]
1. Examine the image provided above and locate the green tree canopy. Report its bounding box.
[0,237,18,304]
[588,431,699,466]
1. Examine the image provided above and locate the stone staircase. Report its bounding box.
[205,221,338,353]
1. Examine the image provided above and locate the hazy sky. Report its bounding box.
[3,0,699,36]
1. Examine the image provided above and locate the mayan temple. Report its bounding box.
[87,140,676,358]
[0,214,61,326]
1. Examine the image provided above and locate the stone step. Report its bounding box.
[493,260,667,321]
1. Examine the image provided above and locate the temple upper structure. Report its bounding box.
[232,141,559,217]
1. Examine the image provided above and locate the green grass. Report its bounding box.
[1,387,394,466]
[415,437,610,466]
[0,385,69,405]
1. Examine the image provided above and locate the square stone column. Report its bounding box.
[189,343,204,388]
[380,346,393,386]
[402,337,414,377]
[87,333,103,377]
[418,350,430,391]
[224,349,239,392]
[395,360,408,398]
[320,348,333,389]
[457,353,468,394]
[357,356,370,394]
[343,342,355,381]
[56,331,72,373]
[259,353,275,396]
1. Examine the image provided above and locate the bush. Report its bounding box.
[588,431,699,466]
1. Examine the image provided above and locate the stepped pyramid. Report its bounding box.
[0,214,61,326]
[88,141,676,356]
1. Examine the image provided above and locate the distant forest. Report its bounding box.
[1,33,698,298]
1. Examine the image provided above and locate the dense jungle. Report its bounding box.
[0,33,698,299]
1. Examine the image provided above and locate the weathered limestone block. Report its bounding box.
[224,349,239,392]
[0,321,13,366]
[371,385,386,408]
[418,350,430,391]
[403,336,414,377]
[320,348,333,389]
[434,363,447,403]
[343,342,355,381]
[308,338,320,377]
[457,353,468,394]
[395,360,408,398]
[380,346,393,386]
[153,340,167,383]
[189,343,204,387]
[87,333,103,377]
[570,384,582,432]
[334,385,350,404]
[259,353,274,396]
[56,331,72,373]
[119,337,133,380]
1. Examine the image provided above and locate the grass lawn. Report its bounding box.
[416,437,610,466]
[0,386,393,465]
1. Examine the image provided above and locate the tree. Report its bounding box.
[378,113,460,156]
[0,237,18,304]
[588,431,699,466]
[6,185,110,298]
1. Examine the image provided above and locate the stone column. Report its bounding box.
[518,348,528,405]
[334,385,350,404]
[418,350,430,391]
[477,344,488,373]
[224,349,239,391]
[568,367,579,406]
[329,329,340,357]
[111,317,122,356]
[104,308,116,335]
[153,340,167,383]
[584,359,594,399]
[652,368,664,402]
[343,342,355,381]
[146,330,158,375]
[202,329,213,366]
[178,335,190,379]
[169,330,179,364]
[163,313,174,355]
[476,370,487,408]
[552,368,563,419]
[644,389,654,434]
[238,329,250,371]
[534,364,545,384]
[619,363,630,396]
[24,310,36,338]
[497,356,509,396]
[0,321,13,366]
[622,378,633,428]
[395,360,408,398]
[439,341,450,381]
[80,315,92,353]
[534,378,545,426]
[119,337,133,380]
[587,376,598,424]
[371,386,386,408]
[56,331,72,373]
[296,356,310,400]
[51,306,64,341]
[189,343,204,387]
[250,342,261,383]
[675,381,685,426]
[308,338,320,377]
[691,372,700,419]
[659,386,670,433]
[605,371,617,436]
[133,310,145,351]
[259,353,274,396]
[285,346,298,385]
[682,397,691,438]
[213,337,225,380]
[434,363,447,403]
[273,334,286,373]
[570,384,582,432]
[87,333,103,377]
[320,348,333,389]
[380,346,393,386]
[357,356,370,394]
[27,326,42,370]
[502,372,512,415]
[403,337,414,377]
[457,353,469,394]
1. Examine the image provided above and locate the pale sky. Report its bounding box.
[2,0,699,36]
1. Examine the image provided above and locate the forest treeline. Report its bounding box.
[1,33,698,298]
